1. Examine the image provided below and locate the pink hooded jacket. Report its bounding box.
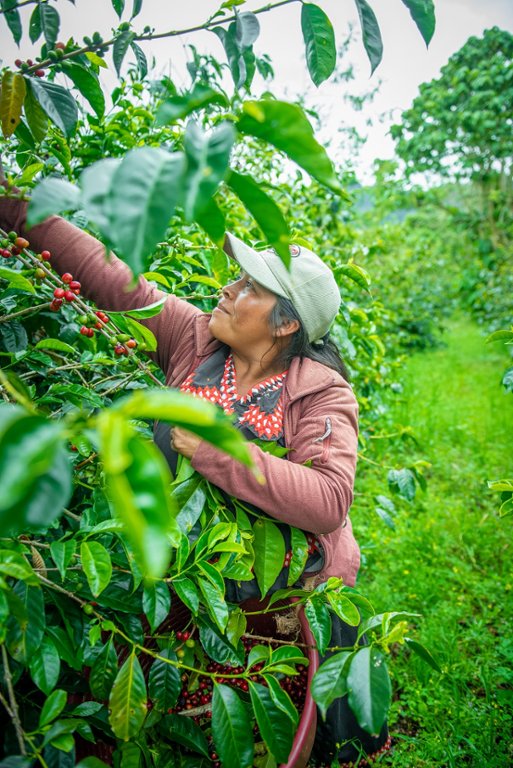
[0,199,361,587]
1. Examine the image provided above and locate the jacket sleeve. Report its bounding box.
[0,197,202,374]
[190,381,358,534]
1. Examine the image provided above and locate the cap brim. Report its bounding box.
[223,233,289,299]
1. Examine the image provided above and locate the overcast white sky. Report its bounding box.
[2,0,513,179]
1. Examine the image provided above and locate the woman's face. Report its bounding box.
[208,272,278,353]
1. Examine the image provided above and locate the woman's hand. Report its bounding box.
[170,427,202,459]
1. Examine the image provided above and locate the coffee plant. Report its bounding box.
[0,1,440,766]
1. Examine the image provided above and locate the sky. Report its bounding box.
[2,0,513,180]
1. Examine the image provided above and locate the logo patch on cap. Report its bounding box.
[289,245,301,257]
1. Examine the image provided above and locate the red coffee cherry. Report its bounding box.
[53,287,65,299]
[41,250,51,261]
[62,273,73,283]
[35,69,45,77]
[64,290,76,302]
[126,339,137,349]
[80,326,90,336]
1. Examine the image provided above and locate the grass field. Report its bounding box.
[353,317,513,767]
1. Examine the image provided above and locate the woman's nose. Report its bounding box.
[222,280,236,298]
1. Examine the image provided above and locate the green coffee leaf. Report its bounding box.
[0,266,35,294]
[29,4,42,42]
[227,171,290,265]
[0,551,36,583]
[89,636,118,699]
[61,62,105,117]
[142,580,171,632]
[156,83,228,125]
[106,147,185,274]
[159,713,210,758]
[173,576,200,615]
[304,597,332,654]
[131,0,143,18]
[387,467,416,501]
[35,339,78,356]
[39,689,67,728]
[252,518,285,598]
[37,3,60,48]
[346,646,391,735]
[212,684,254,768]
[112,0,125,18]
[50,539,76,580]
[198,617,244,666]
[301,3,336,86]
[29,636,61,694]
[288,527,308,586]
[111,388,252,466]
[148,649,181,713]
[401,0,436,46]
[113,29,134,76]
[0,412,66,533]
[99,420,180,578]
[110,296,167,320]
[1,0,22,44]
[354,0,383,75]
[265,675,299,727]
[249,681,294,763]
[0,70,26,138]
[327,592,361,626]
[27,177,80,227]
[80,157,121,232]
[310,651,352,719]
[81,541,112,597]
[109,653,147,740]
[24,83,48,142]
[238,100,344,194]
[404,637,441,672]
[198,576,228,632]
[29,78,78,136]
[183,120,235,220]
[130,41,148,78]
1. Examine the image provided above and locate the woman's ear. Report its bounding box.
[274,317,300,339]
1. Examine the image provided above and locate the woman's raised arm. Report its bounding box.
[0,196,202,375]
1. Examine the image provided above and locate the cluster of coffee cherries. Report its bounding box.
[77,310,109,339]
[169,633,308,766]
[1,232,30,258]
[14,58,45,77]
[51,272,81,311]
[2,230,140,357]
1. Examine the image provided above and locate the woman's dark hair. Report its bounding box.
[268,295,350,380]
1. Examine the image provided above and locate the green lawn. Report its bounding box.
[354,317,513,767]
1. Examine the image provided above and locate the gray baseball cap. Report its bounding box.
[223,233,341,343]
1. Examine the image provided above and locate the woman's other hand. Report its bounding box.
[171,427,202,459]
